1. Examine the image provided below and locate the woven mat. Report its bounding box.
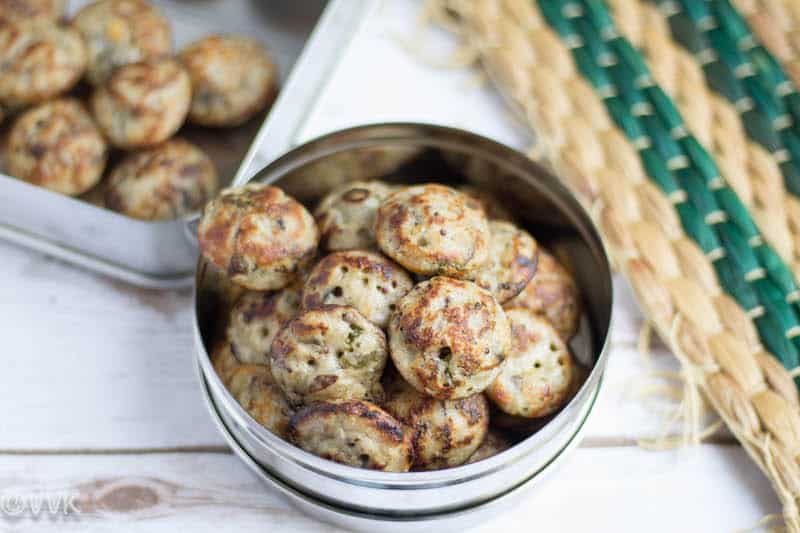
[733,0,800,89]
[423,0,800,529]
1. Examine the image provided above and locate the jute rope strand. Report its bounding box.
[728,0,800,105]
[533,0,800,373]
[647,1,800,342]
[424,0,800,528]
[533,0,800,387]
[647,0,800,195]
[607,0,800,290]
[611,0,800,370]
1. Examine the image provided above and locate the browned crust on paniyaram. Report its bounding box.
[388,276,511,399]
[382,374,489,470]
[314,180,394,251]
[226,364,293,438]
[0,0,65,25]
[225,282,301,367]
[374,184,491,278]
[210,340,242,385]
[91,58,190,149]
[486,308,574,418]
[6,98,107,196]
[104,138,217,220]
[504,249,582,340]
[269,305,387,406]
[0,22,86,106]
[473,220,539,303]
[197,183,319,291]
[302,249,413,328]
[73,0,172,85]
[288,399,413,471]
[180,34,278,127]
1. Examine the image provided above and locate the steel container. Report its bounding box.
[197,360,597,532]
[193,123,614,529]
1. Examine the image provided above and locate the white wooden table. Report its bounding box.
[0,1,782,531]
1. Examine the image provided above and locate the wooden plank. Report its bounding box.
[0,446,778,532]
[0,241,222,450]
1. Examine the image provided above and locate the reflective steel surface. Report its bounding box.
[0,0,368,287]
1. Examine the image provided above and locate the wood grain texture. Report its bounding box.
[0,240,223,450]
[0,448,778,532]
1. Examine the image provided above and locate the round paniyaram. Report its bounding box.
[375,184,491,278]
[388,276,511,399]
[288,399,412,472]
[486,308,574,418]
[197,183,318,291]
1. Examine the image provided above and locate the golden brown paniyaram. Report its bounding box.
[288,399,413,472]
[0,22,86,107]
[104,138,217,220]
[197,183,318,291]
[91,58,191,149]
[302,249,413,328]
[210,340,242,386]
[382,373,489,470]
[72,0,172,85]
[226,282,302,367]
[375,184,491,278]
[270,305,388,406]
[226,364,293,438]
[466,430,511,464]
[180,34,277,127]
[473,221,539,304]
[388,276,511,399]
[201,175,589,472]
[314,180,394,252]
[487,308,574,418]
[0,0,65,25]
[6,98,107,196]
[504,249,582,340]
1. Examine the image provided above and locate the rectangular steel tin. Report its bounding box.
[0,0,371,288]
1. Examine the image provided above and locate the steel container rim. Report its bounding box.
[196,355,602,530]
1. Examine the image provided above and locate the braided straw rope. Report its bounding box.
[608,0,800,286]
[425,0,800,528]
[732,0,800,88]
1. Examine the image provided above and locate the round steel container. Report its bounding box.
[196,358,600,532]
[193,123,613,521]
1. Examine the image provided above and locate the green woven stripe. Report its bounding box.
[646,86,684,135]
[652,0,800,211]
[714,256,762,314]
[703,60,748,105]
[788,93,800,124]
[713,0,751,46]
[782,161,800,198]
[535,0,800,374]
[675,0,714,30]
[676,167,722,222]
[755,312,800,371]
[674,201,723,256]
[681,137,720,187]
